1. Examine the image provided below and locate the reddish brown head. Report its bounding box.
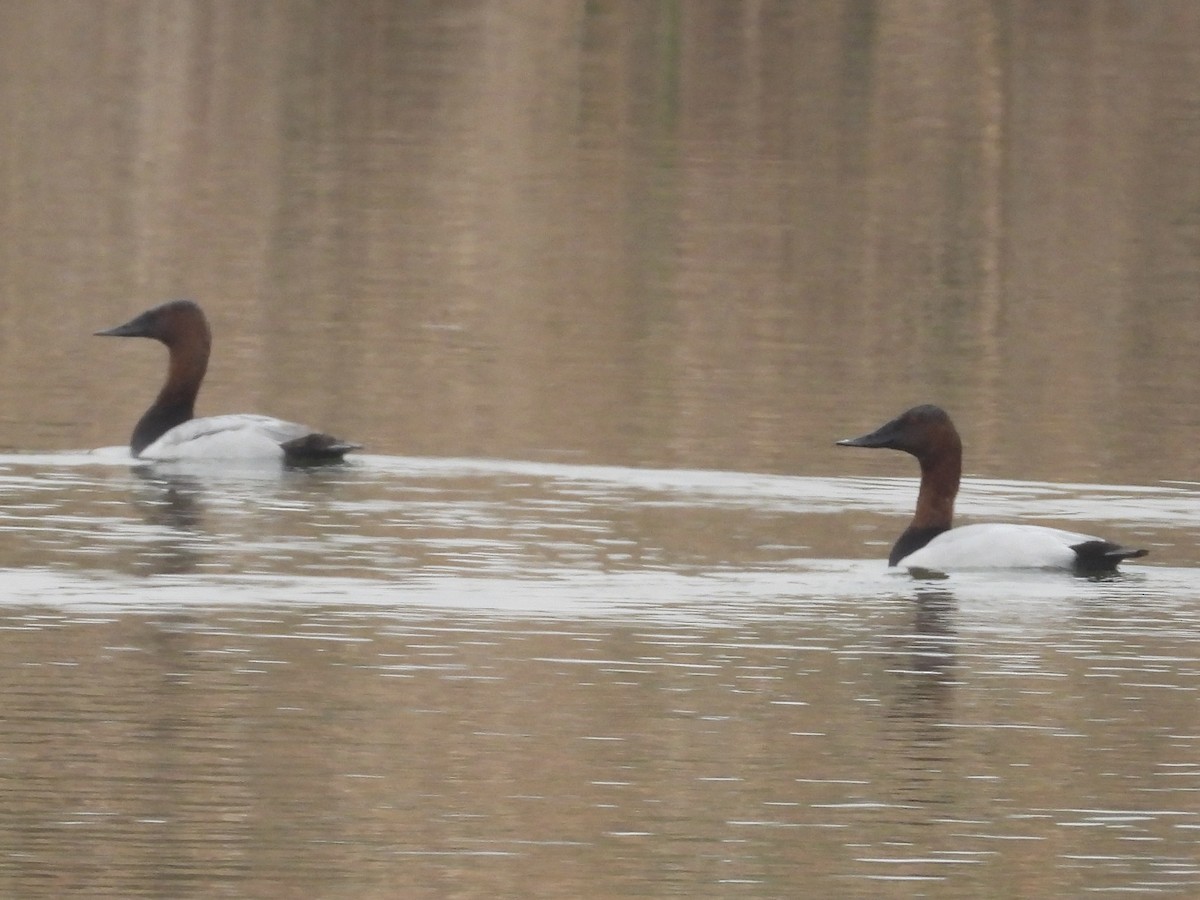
[837,404,962,468]
[95,298,212,352]
[838,405,964,555]
[96,299,212,455]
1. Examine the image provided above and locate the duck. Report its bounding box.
[837,404,1147,574]
[96,299,360,464]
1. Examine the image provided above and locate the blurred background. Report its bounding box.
[2,1,1197,485]
[2,5,1200,898]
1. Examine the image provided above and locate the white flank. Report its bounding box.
[138,414,317,461]
[896,523,1105,572]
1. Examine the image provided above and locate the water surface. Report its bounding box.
[0,453,1197,896]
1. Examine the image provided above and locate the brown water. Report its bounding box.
[0,2,1198,897]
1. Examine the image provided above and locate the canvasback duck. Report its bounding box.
[837,404,1147,574]
[96,299,360,463]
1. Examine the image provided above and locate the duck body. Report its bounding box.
[838,405,1146,575]
[895,522,1140,573]
[136,413,360,462]
[97,299,360,465]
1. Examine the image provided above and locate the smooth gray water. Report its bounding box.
[1,2,1199,897]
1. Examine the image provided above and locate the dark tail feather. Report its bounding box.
[1070,540,1148,574]
[281,433,362,464]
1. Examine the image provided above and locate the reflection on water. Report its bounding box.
[880,589,959,815]
[129,468,206,574]
[0,454,1196,896]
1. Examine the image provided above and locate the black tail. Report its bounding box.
[1070,540,1148,574]
[281,433,362,465]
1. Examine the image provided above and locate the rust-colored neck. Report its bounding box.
[910,448,960,531]
[160,334,208,410]
[130,330,209,455]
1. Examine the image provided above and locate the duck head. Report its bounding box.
[837,404,961,465]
